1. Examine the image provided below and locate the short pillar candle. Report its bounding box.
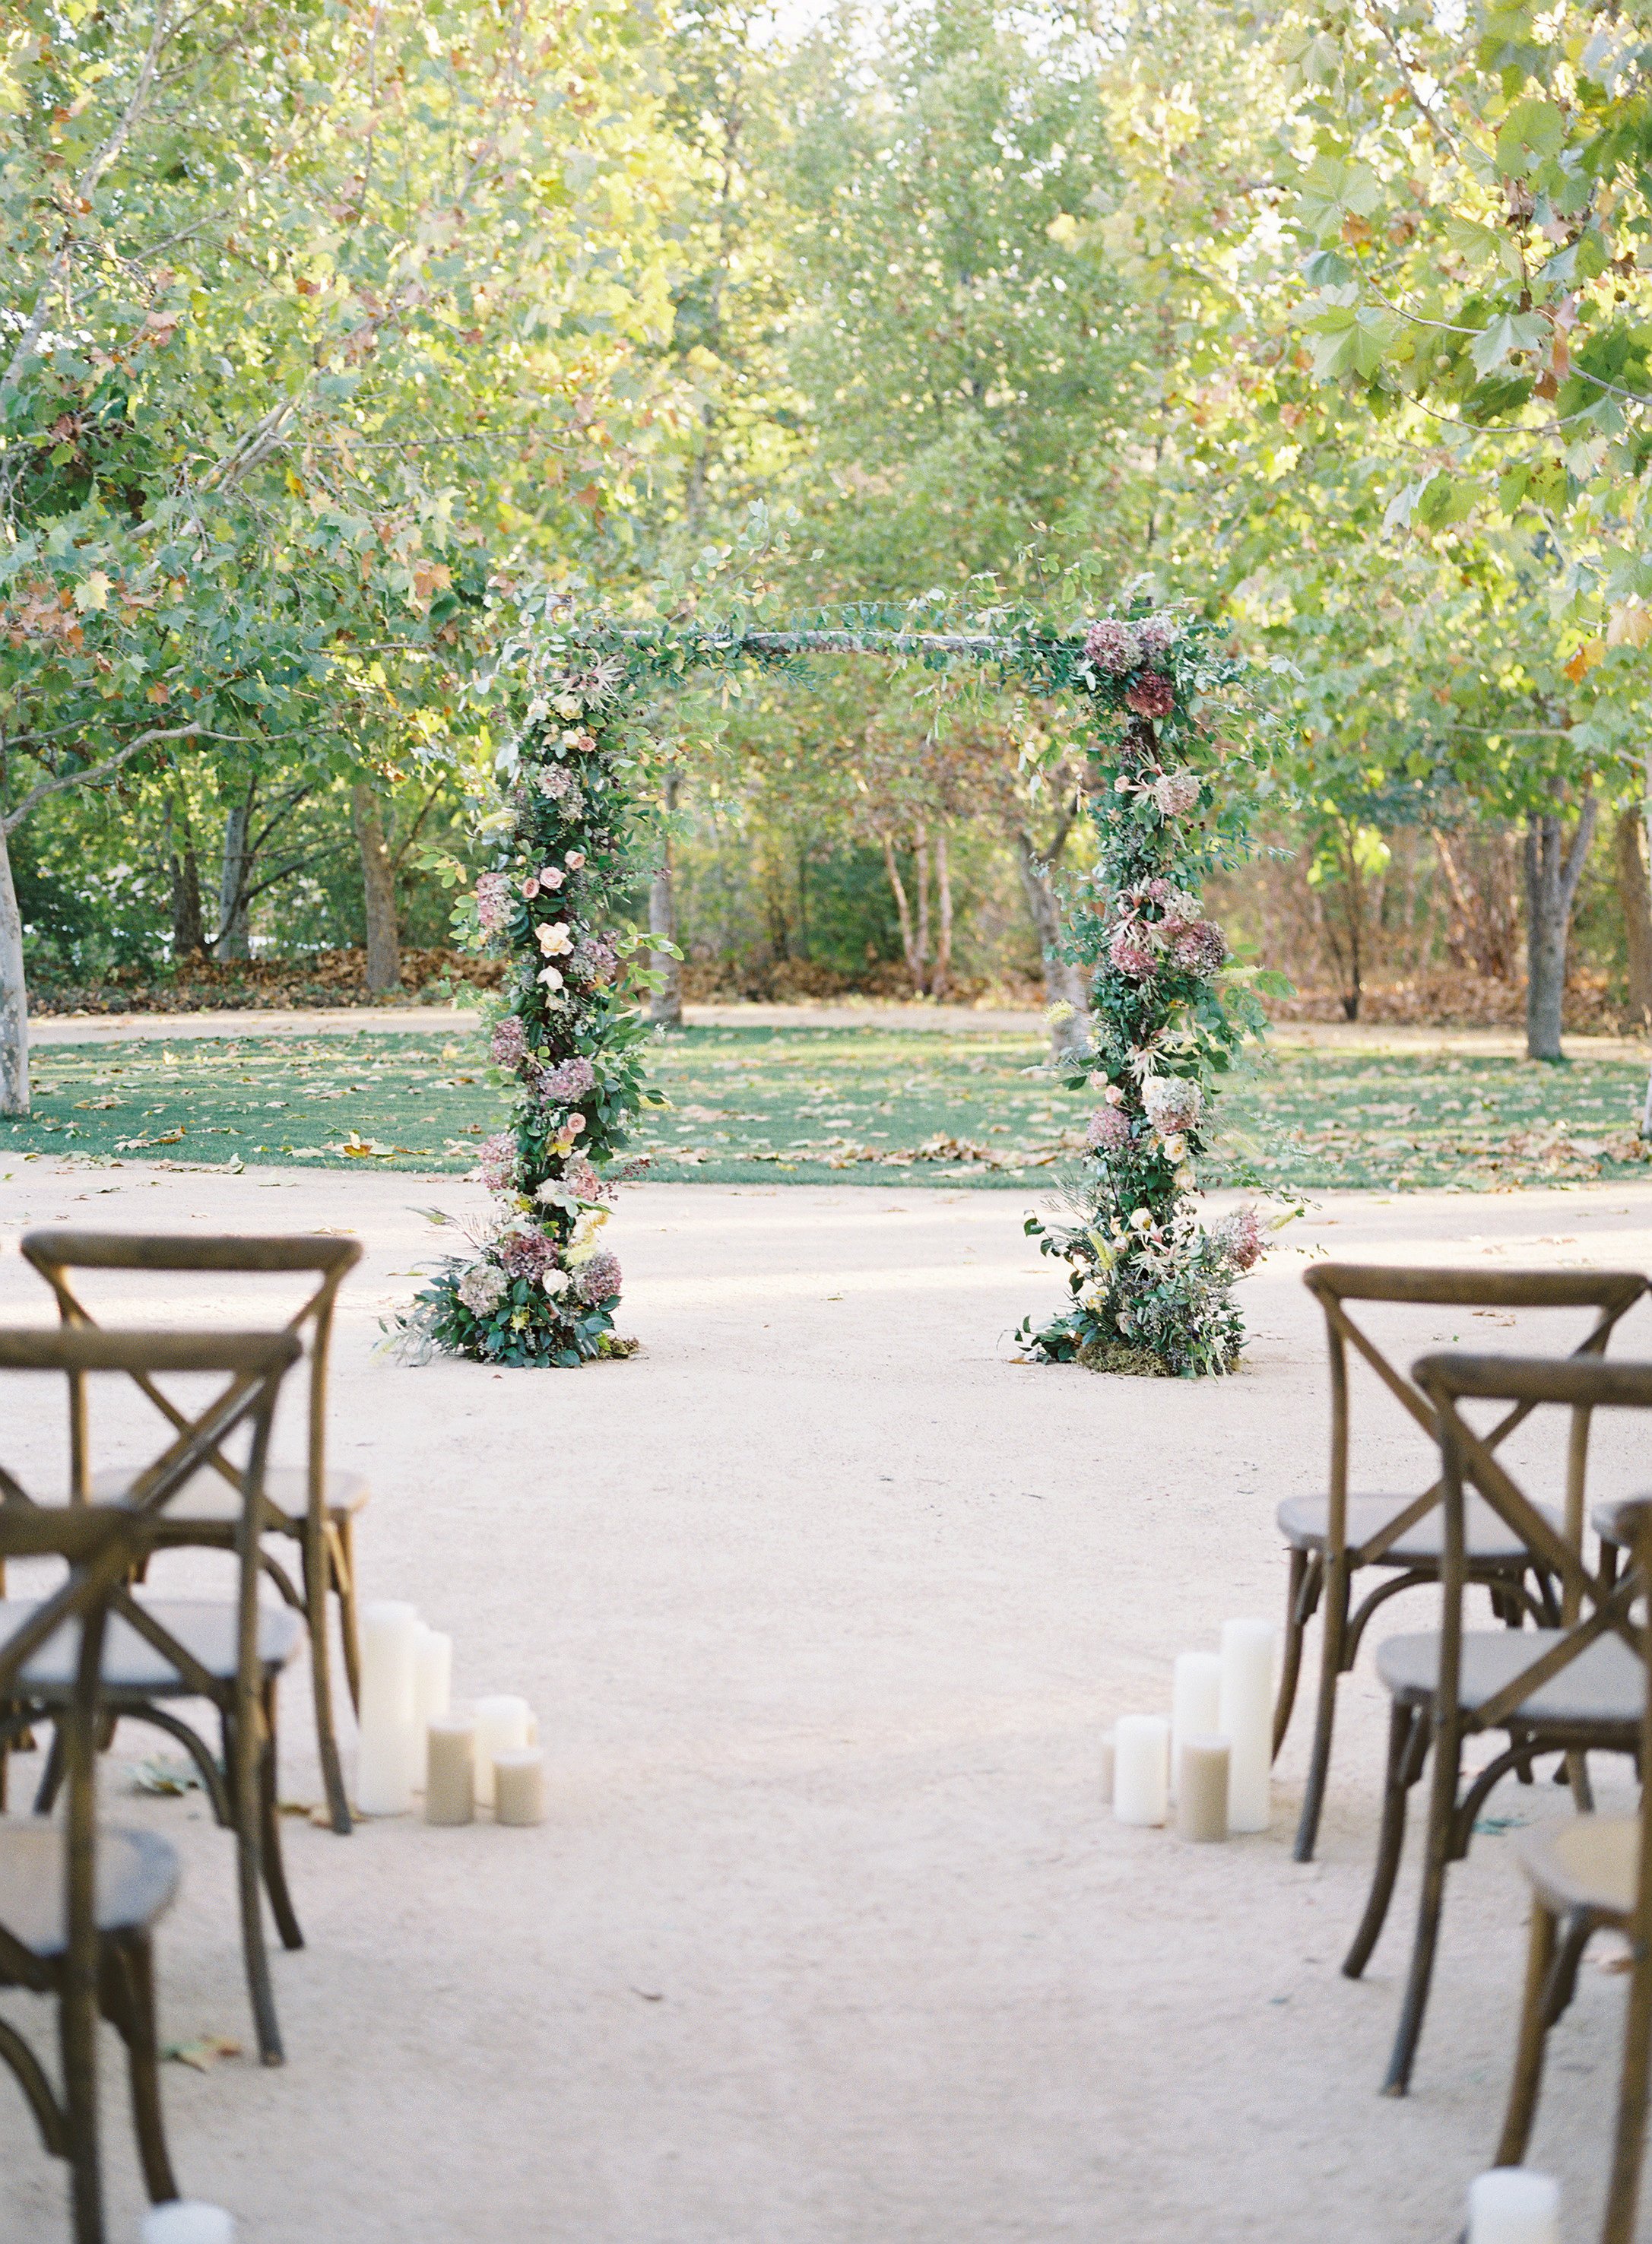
[1175,1735,1230,1843]
[474,1694,531,1808]
[1112,1715,1169,1827]
[1467,2169,1562,2244]
[139,2204,238,2243]
[356,1602,419,1817]
[1170,1652,1222,1799]
[494,1748,547,1827]
[425,1716,476,1827]
[1218,1618,1275,1834]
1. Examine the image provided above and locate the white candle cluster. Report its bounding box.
[354,1601,545,1827]
[1102,1618,1276,1840]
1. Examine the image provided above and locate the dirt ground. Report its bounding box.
[1,1161,1650,2242]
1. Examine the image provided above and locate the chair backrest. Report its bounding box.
[0,1325,301,1710]
[20,1230,361,1509]
[1413,1351,1652,1745]
[1304,1264,1648,1567]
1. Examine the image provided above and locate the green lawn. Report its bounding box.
[7,1025,1651,1193]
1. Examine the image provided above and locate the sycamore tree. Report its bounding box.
[0,0,689,1111]
[1281,0,1652,1059]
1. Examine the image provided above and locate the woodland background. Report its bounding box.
[6,0,1652,1041]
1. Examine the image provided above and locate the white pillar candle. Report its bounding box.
[473,1694,531,1809]
[1170,1652,1222,1799]
[356,1600,419,1817]
[1112,1714,1169,1827]
[1219,1618,1275,1834]
[493,1748,547,1827]
[1099,1729,1115,1805]
[425,1715,476,1827]
[1175,1735,1230,1843]
[411,1627,452,1787]
[139,2205,237,2243]
[1467,2169,1561,2244]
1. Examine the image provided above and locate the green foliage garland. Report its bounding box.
[401,591,1282,1374]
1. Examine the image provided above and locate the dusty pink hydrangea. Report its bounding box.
[1152,769,1201,817]
[563,1154,611,1201]
[1137,614,1179,657]
[1213,1207,1264,1273]
[1108,924,1156,979]
[490,1017,528,1068]
[497,1227,555,1280]
[569,935,619,987]
[1086,1105,1131,1152]
[1143,1076,1203,1135]
[571,1248,622,1305]
[1084,619,1142,673]
[1124,671,1175,719]
[474,872,512,934]
[476,1131,518,1193]
[1172,921,1227,975]
[537,765,579,803]
[543,1054,595,1102]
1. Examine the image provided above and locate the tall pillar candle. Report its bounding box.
[1467,2170,1561,2244]
[356,1601,419,1816]
[425,1715,476,1827]
[1218,1618,1275,1834]
[1112,1714,1169,1827]
[1175,1735,1230,1843]
[474,1694,531,1809]
[411,1626,452,1788]
[140,2206,238,2243]
[1170,1652,1222,1799]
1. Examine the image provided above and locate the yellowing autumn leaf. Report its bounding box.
[1563,639,1605,682]
[1609,602,1652,648]
[73,571,112,613]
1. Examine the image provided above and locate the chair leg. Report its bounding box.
[34,1722,65,1816]
[1344,1702,1425,1980]
[226,1704,284,2067]
[304,1528,353,1837]
[258,1680,303,1954]
[1273,1547,1311,1761]
[1381,1718,1463,2097]
[1604,1911,1652,2244]
[59,1923,103,2244]
[106,1936,178,2205]
[1293,1556,1349,1864]
[1495,1900,1558,2166]
[335,1515,362,1716]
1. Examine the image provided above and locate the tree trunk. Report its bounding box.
[880,832,924,992]
[1337,821,1363,1022]
[1615,804,1652,1032]
[912,822,932,996]
[1012,826,1088,1057]
[931,824,953,1000]
[214,790,253,960]
[648,770,683,1027]
[0,819,29,1115]
[166,797,205,959]
[351,783,402,994]
[1523,788,1598,1063]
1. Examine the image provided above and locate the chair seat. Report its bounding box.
[86,1463,369,1525]
[1277,1491,1561,1565]
[0,1822,178,1957]
[0,1595,303,1697]
[1376,1628,1645,1731]
[1517,1815,1638,1920]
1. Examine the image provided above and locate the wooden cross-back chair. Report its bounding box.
[0,1323,298,2240]
[1490,1475,1652,2244]
[0,1323,308,2068]
[1349,1348,1652,2102]
[21,1229,367,1837]
[1275,1263,1647,1864]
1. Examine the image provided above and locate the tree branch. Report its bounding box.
[0,721,203,835]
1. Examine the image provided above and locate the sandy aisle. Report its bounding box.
[0,1162,1650,2242]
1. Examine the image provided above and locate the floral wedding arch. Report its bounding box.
[399,596,1282,1377]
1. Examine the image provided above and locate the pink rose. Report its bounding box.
[521,877,541,899]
